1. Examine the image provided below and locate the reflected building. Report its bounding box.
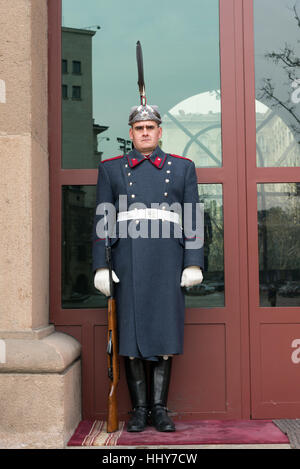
[61,27,108,308]
[255,103,300,305]
[162,91,222,167]
[256,105,300,167]
[62,27,108,169]
[258,181,300,306]
[62,185,107,309]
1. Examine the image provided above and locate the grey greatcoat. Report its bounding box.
[92,145,204,360]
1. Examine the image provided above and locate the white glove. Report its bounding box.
[180,266,203,288]
[94,268,120,296]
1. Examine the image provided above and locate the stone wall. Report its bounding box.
[0,0,81,448]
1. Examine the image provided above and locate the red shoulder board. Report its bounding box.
[101,155,124,163]
[170,154,193,162]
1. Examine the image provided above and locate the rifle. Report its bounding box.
[105,210,119,433]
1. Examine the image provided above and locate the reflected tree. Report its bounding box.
[258,3,300,137]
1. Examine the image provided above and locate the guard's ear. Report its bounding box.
[129,127,134,141]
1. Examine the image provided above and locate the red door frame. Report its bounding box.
[243,0,300,418]
[48,0,252,419]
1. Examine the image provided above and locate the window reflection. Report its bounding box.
[62,186,107,309]
[62,27,107,169]
[62,0,221,169]
[254,0,300,167]
[185,184,224,308]
[258,183,300,306]
[163,91,222,167]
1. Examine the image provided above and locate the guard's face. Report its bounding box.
[129,120,162,154]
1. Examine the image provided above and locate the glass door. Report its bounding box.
[244,0,300,418]
[49,0,246,419]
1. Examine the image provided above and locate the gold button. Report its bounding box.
[131,194,135,198]
[165,179,169,183]
[125,164,128,168]
[128,172,131,176]
[168,161,172,165]
[129,182,133,186]
[166,170,171,174]
[164,192,168,197]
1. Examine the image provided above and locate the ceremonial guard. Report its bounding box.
[93,43,204,432]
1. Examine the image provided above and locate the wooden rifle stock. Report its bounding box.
[104,224,119,433]
[107,295,119,432]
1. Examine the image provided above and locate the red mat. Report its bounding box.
[67,419,289,446]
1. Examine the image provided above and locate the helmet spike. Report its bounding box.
[128,42,161,126]
[136,41,146,106]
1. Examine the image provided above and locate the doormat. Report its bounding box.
[67,419,289,447]
[273,420,300,449]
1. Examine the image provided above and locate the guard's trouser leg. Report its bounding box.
[150,356,175,432]
[124,357,148,432]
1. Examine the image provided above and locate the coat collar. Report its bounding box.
[127,146,167,169]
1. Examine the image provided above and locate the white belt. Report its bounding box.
[117,208,181,225]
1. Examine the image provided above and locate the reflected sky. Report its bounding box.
[62,0,220,157]
[169,91,221,115]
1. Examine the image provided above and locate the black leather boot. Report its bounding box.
[150,357,175,432]
[124,357,149,432]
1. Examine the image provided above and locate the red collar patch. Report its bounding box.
[127,152,166,169]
